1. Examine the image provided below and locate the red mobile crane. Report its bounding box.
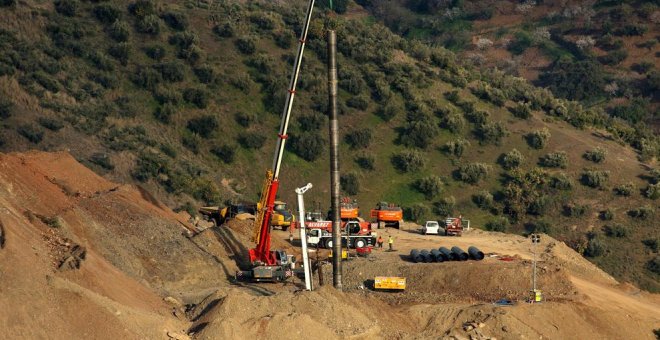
[237,0,316,282]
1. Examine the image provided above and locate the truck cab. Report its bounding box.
[422,221,440,235]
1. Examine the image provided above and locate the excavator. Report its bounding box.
[236,0,315,282]
[370,202,403,228]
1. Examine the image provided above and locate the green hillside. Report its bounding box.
[0,0,658,291]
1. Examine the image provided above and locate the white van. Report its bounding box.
[421,221,440,235]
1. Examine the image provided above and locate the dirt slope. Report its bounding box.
[0,151,227,338]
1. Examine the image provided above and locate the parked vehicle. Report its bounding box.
[421,221,440,235]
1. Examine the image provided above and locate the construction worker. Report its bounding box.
[376,235,383,249]
[388,235,394,251]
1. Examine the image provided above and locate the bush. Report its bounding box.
[392,149,426,172]
[132,151,168,182]
[585,237,606,257]
[238,131,266,149]
[441,113,466,133]
[539,58,605,101]
[510,102,532,119]
[415,176,443,199]
[213,22,235,38]
[234,111,256,128]
[55,0,79,16]
[600,209,614,221]
[613,183,635,196]
[648,257,660,275]
[404,203,429,223]
[89,153,114,170]
[443,139,470,158]
[642,239,658,253]
[472,190,493,210]
[186,115,217,138]
[346,95,369,110]
[499,149,524,170]
[433,196,455,217]
[161,11,188,31]
[137,15,161,35]
[38,117,64,131]
[94,3,121,24]
[550,173,573,190]
[644,183,660,200]
[0,0,16,7]
[456,163,491,184]
[108,20,130,42]
[527,128,551,149]
[210,144,235,164]
[128,0,155,18]
[539,151,568,169]
[583,147,606,163]
[297,112,325,130]
[183,88,209,108]
[340,172,360,195]
[528,195,551,216]
[289,132,325,161]
[156,61,185,82]
[153,104,175,124]
[274,30,294,49]
[485,217,509,232]
[464,110,488,125]
[145,45,165,60]
[628,206,654,220]
[581,170,609,189]
[18,124,44,144]
[355,153,375,170]
[194,65,215,84]
[345,129,372,149]
[108,43,130,65]
[0,99,12,119]
[235,36,256,55]
[132,66,161,89]
[598,49,628,65]
[564,204,588,217]
[400,118,439,149]
[476,121,508,145]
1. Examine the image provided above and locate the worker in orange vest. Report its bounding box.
[376,235,383,249]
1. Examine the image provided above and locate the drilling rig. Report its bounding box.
[236,0,315,282]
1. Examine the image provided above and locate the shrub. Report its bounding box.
[642,239,658,253]
[186,115,217,138]
[539,58,605,101]
[628,206,654,220]
[613,183,635,196]
[235,36,256,55]
[289,132,325,161]
[346,95,369,110]
[18,124,44,144]
[0,0,16,7]
[527,128,551,149]
[128,0,155,18]
[433,196,455,217]
[528,195,551,216]
[539,151,568,169]
[89,153,114,170]
[161,11,188,31]
[132,151,168,182]
[210,144,235,164]
[472,190,493,210]
[183,88,209,108]
[584,147,606,163]
[236,131,265,149]
[194,65,215,84]
[153,86,181,104]
[564,204,588,217]
[55,0,79,16]
[510,102,532,119]
[550,173,573,190]
[153,104,175,124]
[38,117,64,131]
[213,22,235,38]
[485,217,509,232]
[132,66,161,89]
[648,257,660,275]
[108,43,130,65]
[600,209,614,221]
[400,118,439,149]
[464,110,488,125]
[443,139,470,158]
[0,99,12,119]
[415,176,443,199]
[404,203,429,223]
[345,129,372,149]
[145,45,165,60]
[235,111,256,128]
[274,30,294,49]
[376,103,399,121]
[581,170,609,189]
[392,149,426,172]
[456,163,491,184]
[644,183,660,200]
[476,121,508,145]
[528,220,552,234]
[441,113,466,133]
[499,149,524,170]
[340,172,360,195]
[156,61,185,82]
[297,112,325,130]
[109,20,130,42]
[598,49,628,65]
[585,237,606,257]
[94,3,121,24]
[137,14,161,35]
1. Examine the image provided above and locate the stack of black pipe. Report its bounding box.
[409,246,485,263]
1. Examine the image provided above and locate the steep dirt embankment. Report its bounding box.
[0,151,229,339]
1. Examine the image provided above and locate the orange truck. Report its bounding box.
[370,202,403,229]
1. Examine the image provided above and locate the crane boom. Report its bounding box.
[249,0,316,267]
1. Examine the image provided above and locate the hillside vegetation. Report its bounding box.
[0,0,658,291]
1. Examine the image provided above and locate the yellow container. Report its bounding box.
[328,250,348,259]
[374,276,406,290]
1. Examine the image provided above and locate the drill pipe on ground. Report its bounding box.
[451,246,469,261]
[430,249,445,262]
[419,250,432,263]
[468,246,485,261]
[410,249,422,263]
[439,247,456,261]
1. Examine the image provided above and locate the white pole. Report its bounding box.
[296,183,313,291]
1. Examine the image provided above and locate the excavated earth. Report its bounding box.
[0,151,658,340]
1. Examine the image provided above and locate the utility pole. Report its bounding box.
[327,29,342,290]
[295,183,313,291]
[531,233,541,303]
